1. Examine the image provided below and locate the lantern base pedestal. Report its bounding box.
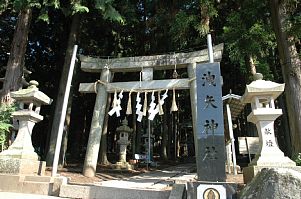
[243,165,301,184]
[249,151,296,166]
[0,148,39,160]
[0,158,46,175]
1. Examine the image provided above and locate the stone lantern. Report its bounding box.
[241,74,296,183]
[0,80,52,175]
[115,118,133,169]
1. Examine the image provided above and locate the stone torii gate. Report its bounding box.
[79,44,224,178]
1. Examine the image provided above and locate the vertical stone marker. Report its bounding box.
[241,73,296,183]
[0,80,52,175]
[196,62,226,182]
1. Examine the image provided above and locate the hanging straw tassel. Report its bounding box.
[170,88,178,112]
[108,90,118,116]
[143,92,148,116]
[126,91,132,115]
[158,91,164,115]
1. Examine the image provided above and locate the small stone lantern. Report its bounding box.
[241,74,295,183]
[0,80,52,175]
[115,118,133,169]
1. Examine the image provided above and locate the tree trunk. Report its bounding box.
[200,1,210,35]
[270,0,301,155]
[46,14,80,166]
[1,8,32,103]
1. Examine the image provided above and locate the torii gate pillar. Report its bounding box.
[83,69,111,177]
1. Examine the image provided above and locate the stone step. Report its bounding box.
[23,176,53,183]
[59,184,171,199]
[0,174,68,196]
[0,192,64,199]
[21,181,53,195]
[0,177,51,195]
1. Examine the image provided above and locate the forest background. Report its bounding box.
[0,0,301,167]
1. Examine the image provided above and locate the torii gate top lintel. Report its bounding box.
[80,43,223,73]
[78,43,224,93]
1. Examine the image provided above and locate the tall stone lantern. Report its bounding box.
[0,80,52,175]
[241,74,296,183]
[115,118,133,169]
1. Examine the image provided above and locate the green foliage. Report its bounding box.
[37,0,60,23]
[71,3,89,15]
[284,2,301,40]
[0,104,15,149]
[292,153,301,166]
[0,0,41,14]
[222,0,276,79]
[289,14,301,38]
[95,0,124,23]
[0,0,9,14]
[13,0,41,10]
[170,11,197,47]
[200,0,218,18]
[47,0,60,9]
[37,9,49,23]
[196,0,218,36]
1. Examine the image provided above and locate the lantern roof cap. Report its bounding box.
[241,73,285,103]
[11,80,52,105]
[116,118,133,133]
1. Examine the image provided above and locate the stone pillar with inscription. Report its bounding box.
[196,62,226,182]
[241,73,296,183]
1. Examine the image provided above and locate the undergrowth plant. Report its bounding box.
[293,153,301,166]
[0,104,15,150]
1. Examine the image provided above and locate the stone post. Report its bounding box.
[0,80,52,175]
[241,74,296,183]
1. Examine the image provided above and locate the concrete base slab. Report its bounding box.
[0,174,68,196]
[59,184,170,199]
[0,192,63,199]
[0,158,45,175]
[243,165,301,184]
[168,184,186,199]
